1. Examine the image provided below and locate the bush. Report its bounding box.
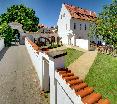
[48,44,62,49]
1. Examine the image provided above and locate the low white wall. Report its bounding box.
[25,37,58,104]
[25,38,43,88]
[55,71,83,104]
[57,81,73,104]
[25,37,82,104]
[0,39,4,52]
[76,39,90,50]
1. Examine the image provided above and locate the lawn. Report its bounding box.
[85,53,117,104]
[64,48,84,68]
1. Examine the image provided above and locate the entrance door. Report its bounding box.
[69,38,71,45]
[43,59,50,91]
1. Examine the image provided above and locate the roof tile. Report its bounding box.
[97,99,110,104]
[75,87,93,98]
[67,79,83,86]
[71,82,88,91]
[64,3,96,21]
[63,76,79,82]
[82,93,102,104]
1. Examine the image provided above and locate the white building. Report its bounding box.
[57,3,102,50]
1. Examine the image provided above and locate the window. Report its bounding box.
[63,13,65,17]
[61,15,62,19]
[85,24,86,30]
[66,24,67,30]
[80,24,82,30]
[74,23,76,29]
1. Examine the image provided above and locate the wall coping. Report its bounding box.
[55,68,110,104]
[55,70,83,104]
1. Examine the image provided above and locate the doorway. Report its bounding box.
[42,57,50,91]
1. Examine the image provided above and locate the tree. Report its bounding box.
[0,4,39,32]
[0,22,14,46]
[0,4,39,46]
[89,0,117,47]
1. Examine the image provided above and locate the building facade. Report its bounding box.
[57,3,101,50]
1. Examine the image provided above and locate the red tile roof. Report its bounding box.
[38,24,48,28]
[64,3,96,21]
[27,38,40,54]
[57,68,110,104]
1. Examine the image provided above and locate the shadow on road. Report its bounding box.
[0,47,9,61]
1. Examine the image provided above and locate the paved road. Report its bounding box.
[0,45,49,104]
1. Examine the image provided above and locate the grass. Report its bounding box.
[64,48,84,68]
[85,53,117,104]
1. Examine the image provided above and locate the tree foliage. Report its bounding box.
[0,4,39,32]
[0,22,14,46]
[0,4,39,46]
[89,0,117,47]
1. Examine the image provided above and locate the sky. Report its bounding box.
[0,0,112,27]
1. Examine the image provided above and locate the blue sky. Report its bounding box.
[0,0,112,27]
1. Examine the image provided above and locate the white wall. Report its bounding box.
[57,4,92,49]
[57,4,71,45]
[57,82,73,104]
[0,39,4,52]
[55,71,83,104]
[43,59,49,91]
[25,37,83,104]
[76,39,90,50]
[70,18,90,40]
[25,37,63,104]
[71,36,75,46]
[25,38,43,88]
